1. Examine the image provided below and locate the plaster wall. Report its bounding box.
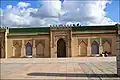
[7,35,50,58]
[71,34,116,57]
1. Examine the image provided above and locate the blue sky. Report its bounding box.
[105,0,119,22]
[1,0,119,22]
[0,0,119,27]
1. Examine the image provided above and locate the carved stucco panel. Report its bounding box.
[52,31,70,48]
[35,40,45,48]
[78,39,88,47]
[102,38,112,45]
[13,40,22,47]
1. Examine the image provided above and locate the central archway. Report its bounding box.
[57,38,66,57]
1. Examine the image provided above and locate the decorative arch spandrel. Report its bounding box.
[24,40,33,46]
[35,40,45,48]
[102,38,112,46]
[13,40,22,57]
[90,38,100,45]
[78,39,88,47]
[79,41,87,56]
[36,43,44,57]
[13,40,22,47]
[55,36,67,47]
[103,40,111,52]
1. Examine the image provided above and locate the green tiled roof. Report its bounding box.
[9,27,50,33]
[72,25,117,31]
[9,25,117,33]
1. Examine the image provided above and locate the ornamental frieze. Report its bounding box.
[52,31,68,36]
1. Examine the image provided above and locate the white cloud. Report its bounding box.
[1,2,37,27]
[31,0,61,18]
[6,5,12,9]
[1,1,61,27]
[60,0,116,25]
[17,2,31,8]
[0,0,118,27]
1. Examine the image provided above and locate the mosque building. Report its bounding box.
[0,24,120,58]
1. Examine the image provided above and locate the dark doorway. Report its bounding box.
[25,42,32,56]
[91,41,99,56]
[57,39,66,57]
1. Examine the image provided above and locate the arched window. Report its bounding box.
[25,42,32,56]
[91,41,99,56]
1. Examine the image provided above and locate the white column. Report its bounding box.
[87,38,91,56]
[51,40,57,58]
[32,40,36,57]
[79,46,81,56]
[99,38,103,55]
[21,47,25,57]
[12,46,15,56]
[21,40,25,57]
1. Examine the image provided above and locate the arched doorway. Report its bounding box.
[91,41,99,56]
[25,42,32,56]
[57,38,66,57]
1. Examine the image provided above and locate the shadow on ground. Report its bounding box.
[27,72,119,78]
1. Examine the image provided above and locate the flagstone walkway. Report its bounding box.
[0,57,120,80]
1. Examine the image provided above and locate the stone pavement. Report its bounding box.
[0,57,120,80]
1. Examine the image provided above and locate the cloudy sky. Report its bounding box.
[0,0,119,27]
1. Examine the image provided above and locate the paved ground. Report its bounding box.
[0,57,120,80]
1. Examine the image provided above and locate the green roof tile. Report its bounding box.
[9,27,50,33]
[9,25,117,33]
[72,25,117,31]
